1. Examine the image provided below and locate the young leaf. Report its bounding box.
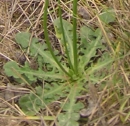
[44,83,67,99]
[3,61,20,78]
[54,18,74,65]
[17,66,65,80]
[31,42,60,70]
[19,83,66,115]
[80,26,95,44]
[15,32,31,48]
[79,28,103,70]
[3,60,65,85]
[87,52,113,74]
[58,113,79,126]
[99,8,116,24]
[19,92,44,115]
[29,37,40,56]
[58,85,84,126]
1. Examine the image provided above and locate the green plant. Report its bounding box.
[3,0,116,125]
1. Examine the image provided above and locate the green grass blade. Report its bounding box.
[43,1,71,77]
[73,0,78,74]
[58,0,74,71]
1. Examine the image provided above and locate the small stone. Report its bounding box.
[78,7,91,20]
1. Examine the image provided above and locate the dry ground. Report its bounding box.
[0,0,130,126]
